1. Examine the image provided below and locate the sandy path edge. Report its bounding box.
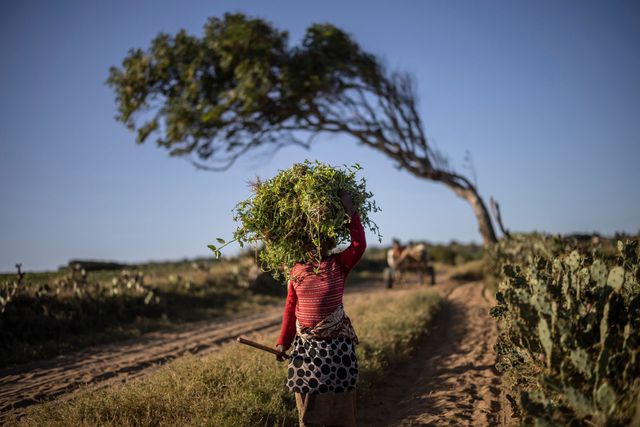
[359,279,509,426]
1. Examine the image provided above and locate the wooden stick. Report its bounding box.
[236,337,290,359]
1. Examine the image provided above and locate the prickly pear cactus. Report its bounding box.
[490,237,640,426]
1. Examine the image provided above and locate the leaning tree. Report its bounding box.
[107,13,498,245]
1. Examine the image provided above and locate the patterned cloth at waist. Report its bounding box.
[296,304,359,344]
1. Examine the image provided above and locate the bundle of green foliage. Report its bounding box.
[209,160,381,278]
[490,237,640,426]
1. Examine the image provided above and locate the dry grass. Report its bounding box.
[449,259,486,282]
[16,287,440,427]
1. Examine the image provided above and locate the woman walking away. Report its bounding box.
[275,191,366,427]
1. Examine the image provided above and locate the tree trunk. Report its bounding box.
[434,172,498,246]
[459,186,498,246]
[490,197,511,238]
[386,160,498,246]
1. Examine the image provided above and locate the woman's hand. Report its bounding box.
[340,191,355,217]
[275,344,287,362]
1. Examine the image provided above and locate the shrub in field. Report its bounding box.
[426,241,484,265]
[209,160,381,278]
[0,264,24,314]
[0,265,163,367]
[0,257,297,368]
[490,237,640,426]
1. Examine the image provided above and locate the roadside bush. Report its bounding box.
[490,237,640,426]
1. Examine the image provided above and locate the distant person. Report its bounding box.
[387,238,408,278]
[275,191,366,427]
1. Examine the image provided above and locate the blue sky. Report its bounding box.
[1,1,639,272]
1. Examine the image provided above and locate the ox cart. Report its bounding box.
[384,243,435,288]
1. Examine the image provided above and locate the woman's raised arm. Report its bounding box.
[337,211,367,273]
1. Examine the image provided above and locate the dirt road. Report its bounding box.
[360,279,506,426]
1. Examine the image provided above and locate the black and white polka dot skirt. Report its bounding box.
[286,334,359,395]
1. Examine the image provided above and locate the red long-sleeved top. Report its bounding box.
[276,212,366,348]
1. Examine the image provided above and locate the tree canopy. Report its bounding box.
[108,13,497,244]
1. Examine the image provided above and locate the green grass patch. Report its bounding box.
[16,287,440,427]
